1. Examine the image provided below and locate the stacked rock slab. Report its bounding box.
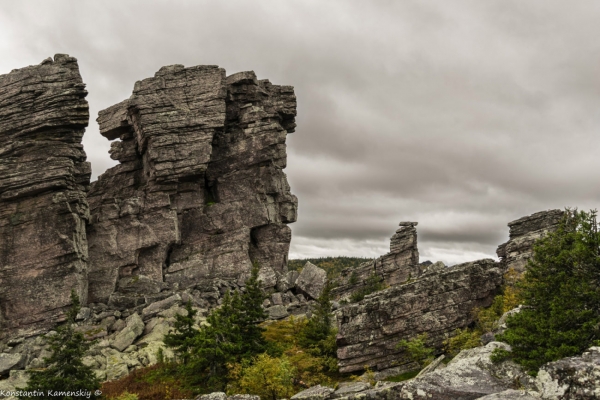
[0,55,91,337]
[331,222,419,301]
[336,259,504,374]
[496,209,563,273]
[86,65,297,306]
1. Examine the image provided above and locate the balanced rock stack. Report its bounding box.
[0,55,91,337]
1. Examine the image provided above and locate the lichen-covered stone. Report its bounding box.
[110,313,144,351]
[336,259,504,373]
[535,346,600,399]
[296,262,327,300]
[291,385,336,400]
[497,210,563,273]
[87,65,297,304]
[0,54,90,338]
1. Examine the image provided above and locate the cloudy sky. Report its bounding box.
[2,1,600,264]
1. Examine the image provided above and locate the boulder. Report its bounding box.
[142,294,182,319]
[291,385,336,400]
[266,305,289,320]
[110,313,144,351]
[296,262,327,300]
[332,382,371,398]
[0,353,23,375]
[535,346,600,399]
[391,342,534,399]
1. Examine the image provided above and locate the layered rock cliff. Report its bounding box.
[86,65,297,306]
[0,54,91,337]
[336,258,504,374]
[496,209,563,273]
[331,222,419,301]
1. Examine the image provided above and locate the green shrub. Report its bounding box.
[350,273,385,302]
[228,354,296,400]
[396,333,435,368]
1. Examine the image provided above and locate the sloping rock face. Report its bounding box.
[0,54,91,337]
[86,65,297,305]
[332,222,419,301]
[336,259,504,374]
[536,346,600,399]
[496,209,563,273]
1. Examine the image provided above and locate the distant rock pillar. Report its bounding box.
[0,55,91,337]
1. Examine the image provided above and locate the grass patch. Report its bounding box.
[385,369,420,382]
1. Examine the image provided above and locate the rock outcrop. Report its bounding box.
[86,65,297,306]
[536,346,600,399]
[332,222,419,301]
[0,54,91,337]
[336,259,504,374]
[496,210,563,273]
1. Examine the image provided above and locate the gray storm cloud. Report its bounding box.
[2,0,599,265]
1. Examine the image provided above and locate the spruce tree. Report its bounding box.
[298,281,338,368]
[168,262,268,391]
[237,262,268,358]
[163,300,198,364]
[19,290,100,400]
[493,209,600,374]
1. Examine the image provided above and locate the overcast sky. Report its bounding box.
[2,1,600,265]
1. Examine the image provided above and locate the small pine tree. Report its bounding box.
[167,262,268,392]
[298,281,338,371]
[19,290,100,400]
[493,209,600,375]
[163,300,198,364]
[236,262,268,358]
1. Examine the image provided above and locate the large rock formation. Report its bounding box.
[332,222,419,301]
[86,65,297,306]
[336,259,504,374]
[0,54,91,337]
[496,209,563,273]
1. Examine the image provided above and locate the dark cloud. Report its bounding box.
[2,0,599,265]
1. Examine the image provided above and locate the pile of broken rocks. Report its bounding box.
[0,262,328,392]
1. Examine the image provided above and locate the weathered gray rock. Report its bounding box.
[87,65,297,304]
[332,382,371,398]
[266,305,289,320]
[535,346,600,399]
[110,313,144,351]
[332,223,419,301]
[415,354,445,377]
[336,259,504,373]
[141,294,181,319]
[0,54,91,338]
[0,353,23,375]
[391,342,534,399]
[198,393,228,400]
[477,390,540,399]
[291,385,336,400]
[0,369,29,394]
[296,262,327,300]
[497,210,563,273]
